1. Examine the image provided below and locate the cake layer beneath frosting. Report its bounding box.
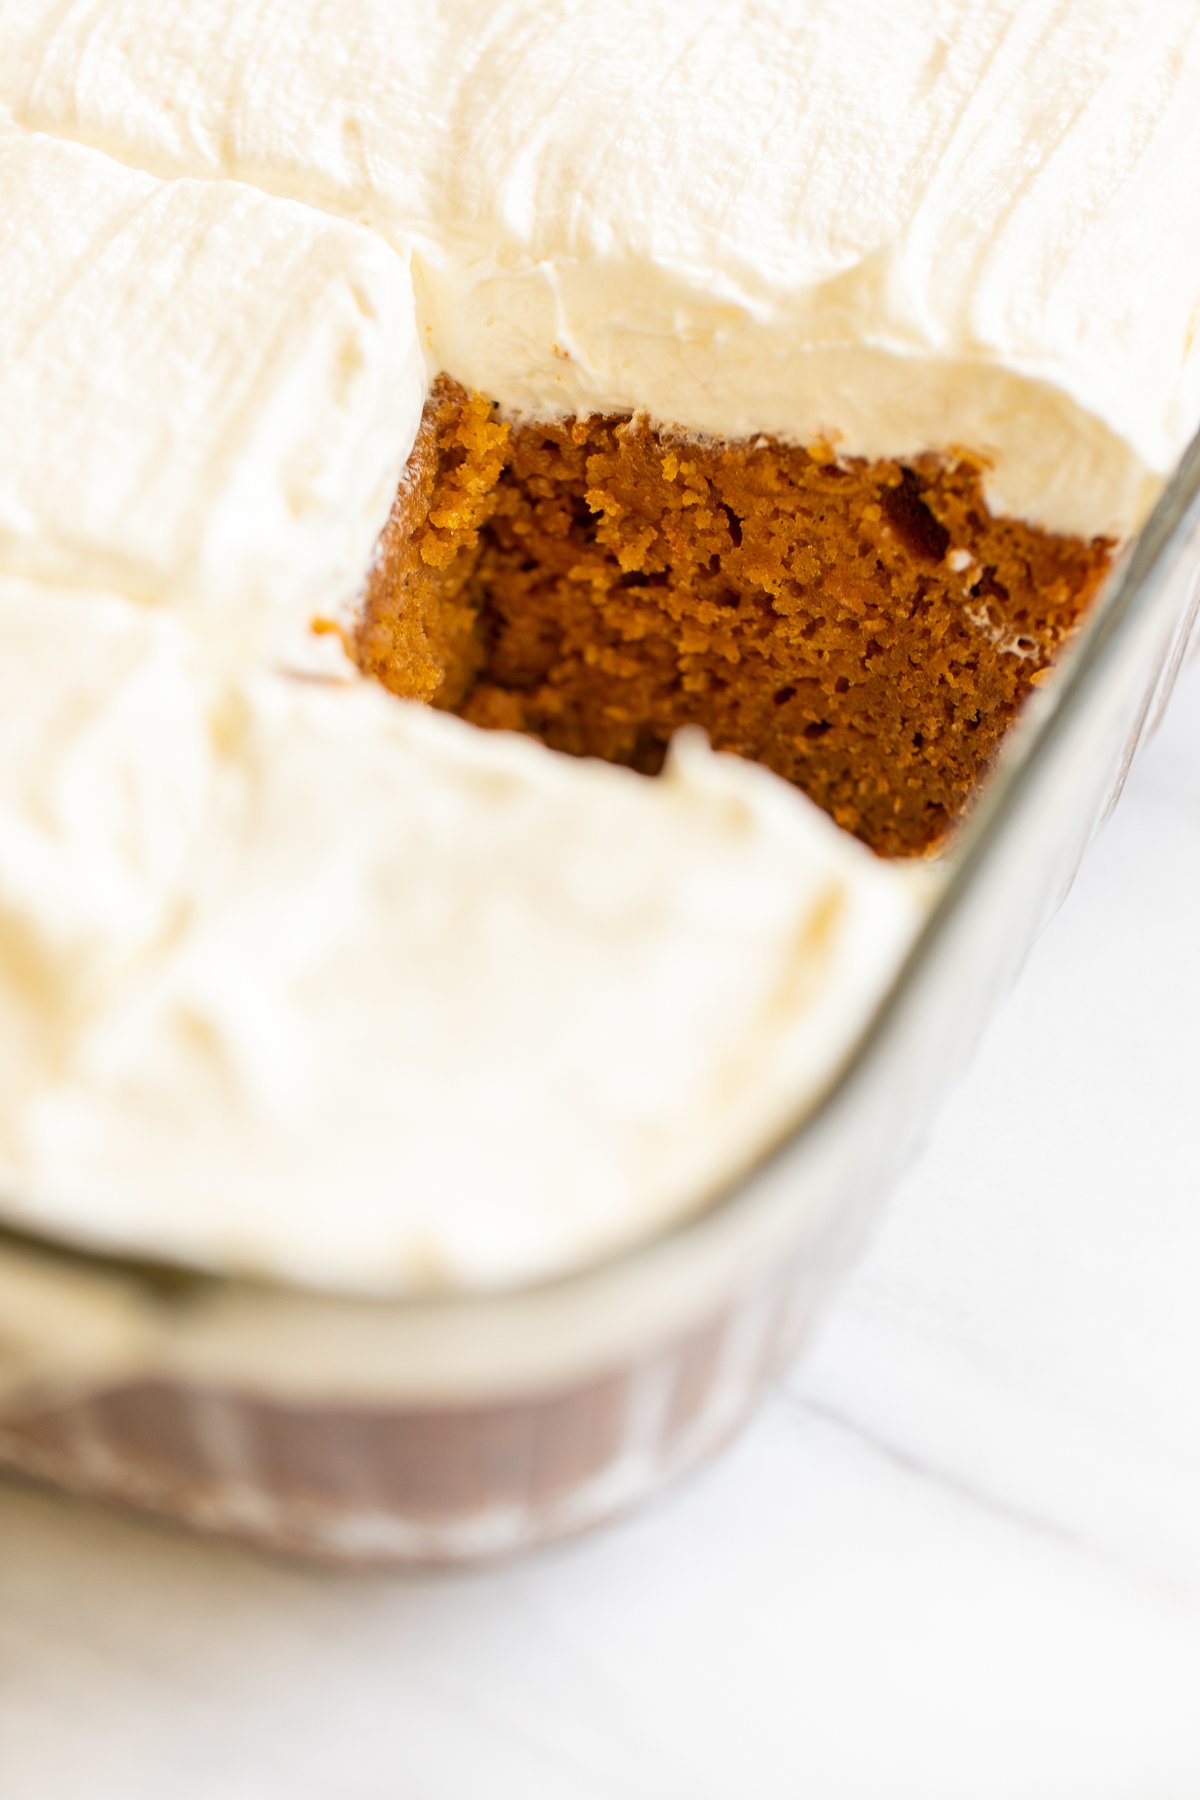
[0,576,923,1293]
[2,0,1199,536]
[359,383,1112,856]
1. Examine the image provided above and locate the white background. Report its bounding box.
[2,677,1200,1799]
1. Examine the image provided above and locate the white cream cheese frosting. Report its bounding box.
[0,124,424,665]
[0,576,923,1293]
[1,0,1199,537]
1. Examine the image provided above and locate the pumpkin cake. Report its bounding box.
[0,0,1197,1292]
[358,381,1112,855]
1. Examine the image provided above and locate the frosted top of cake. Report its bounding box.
[2,0,1199,537]
[0,126,422,665]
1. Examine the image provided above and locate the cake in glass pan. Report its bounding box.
[0,0,1197,1297]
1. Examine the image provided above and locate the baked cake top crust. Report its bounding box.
[2,0,1199,537]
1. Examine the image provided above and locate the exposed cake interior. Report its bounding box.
[356,379,1115,856]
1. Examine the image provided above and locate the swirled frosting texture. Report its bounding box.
[0,577,921,1292]
[2,0,1199,535]
[0,125,424,663]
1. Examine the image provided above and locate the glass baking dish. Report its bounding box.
[1,426,1199,1565]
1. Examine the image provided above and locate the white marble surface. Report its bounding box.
[3,678,1200,1798]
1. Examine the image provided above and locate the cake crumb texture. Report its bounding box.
[358,382,1113,855]
[356,382,509,709]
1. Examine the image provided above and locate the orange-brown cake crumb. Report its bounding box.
[356,380,509,708]
[357,381,1114,856]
